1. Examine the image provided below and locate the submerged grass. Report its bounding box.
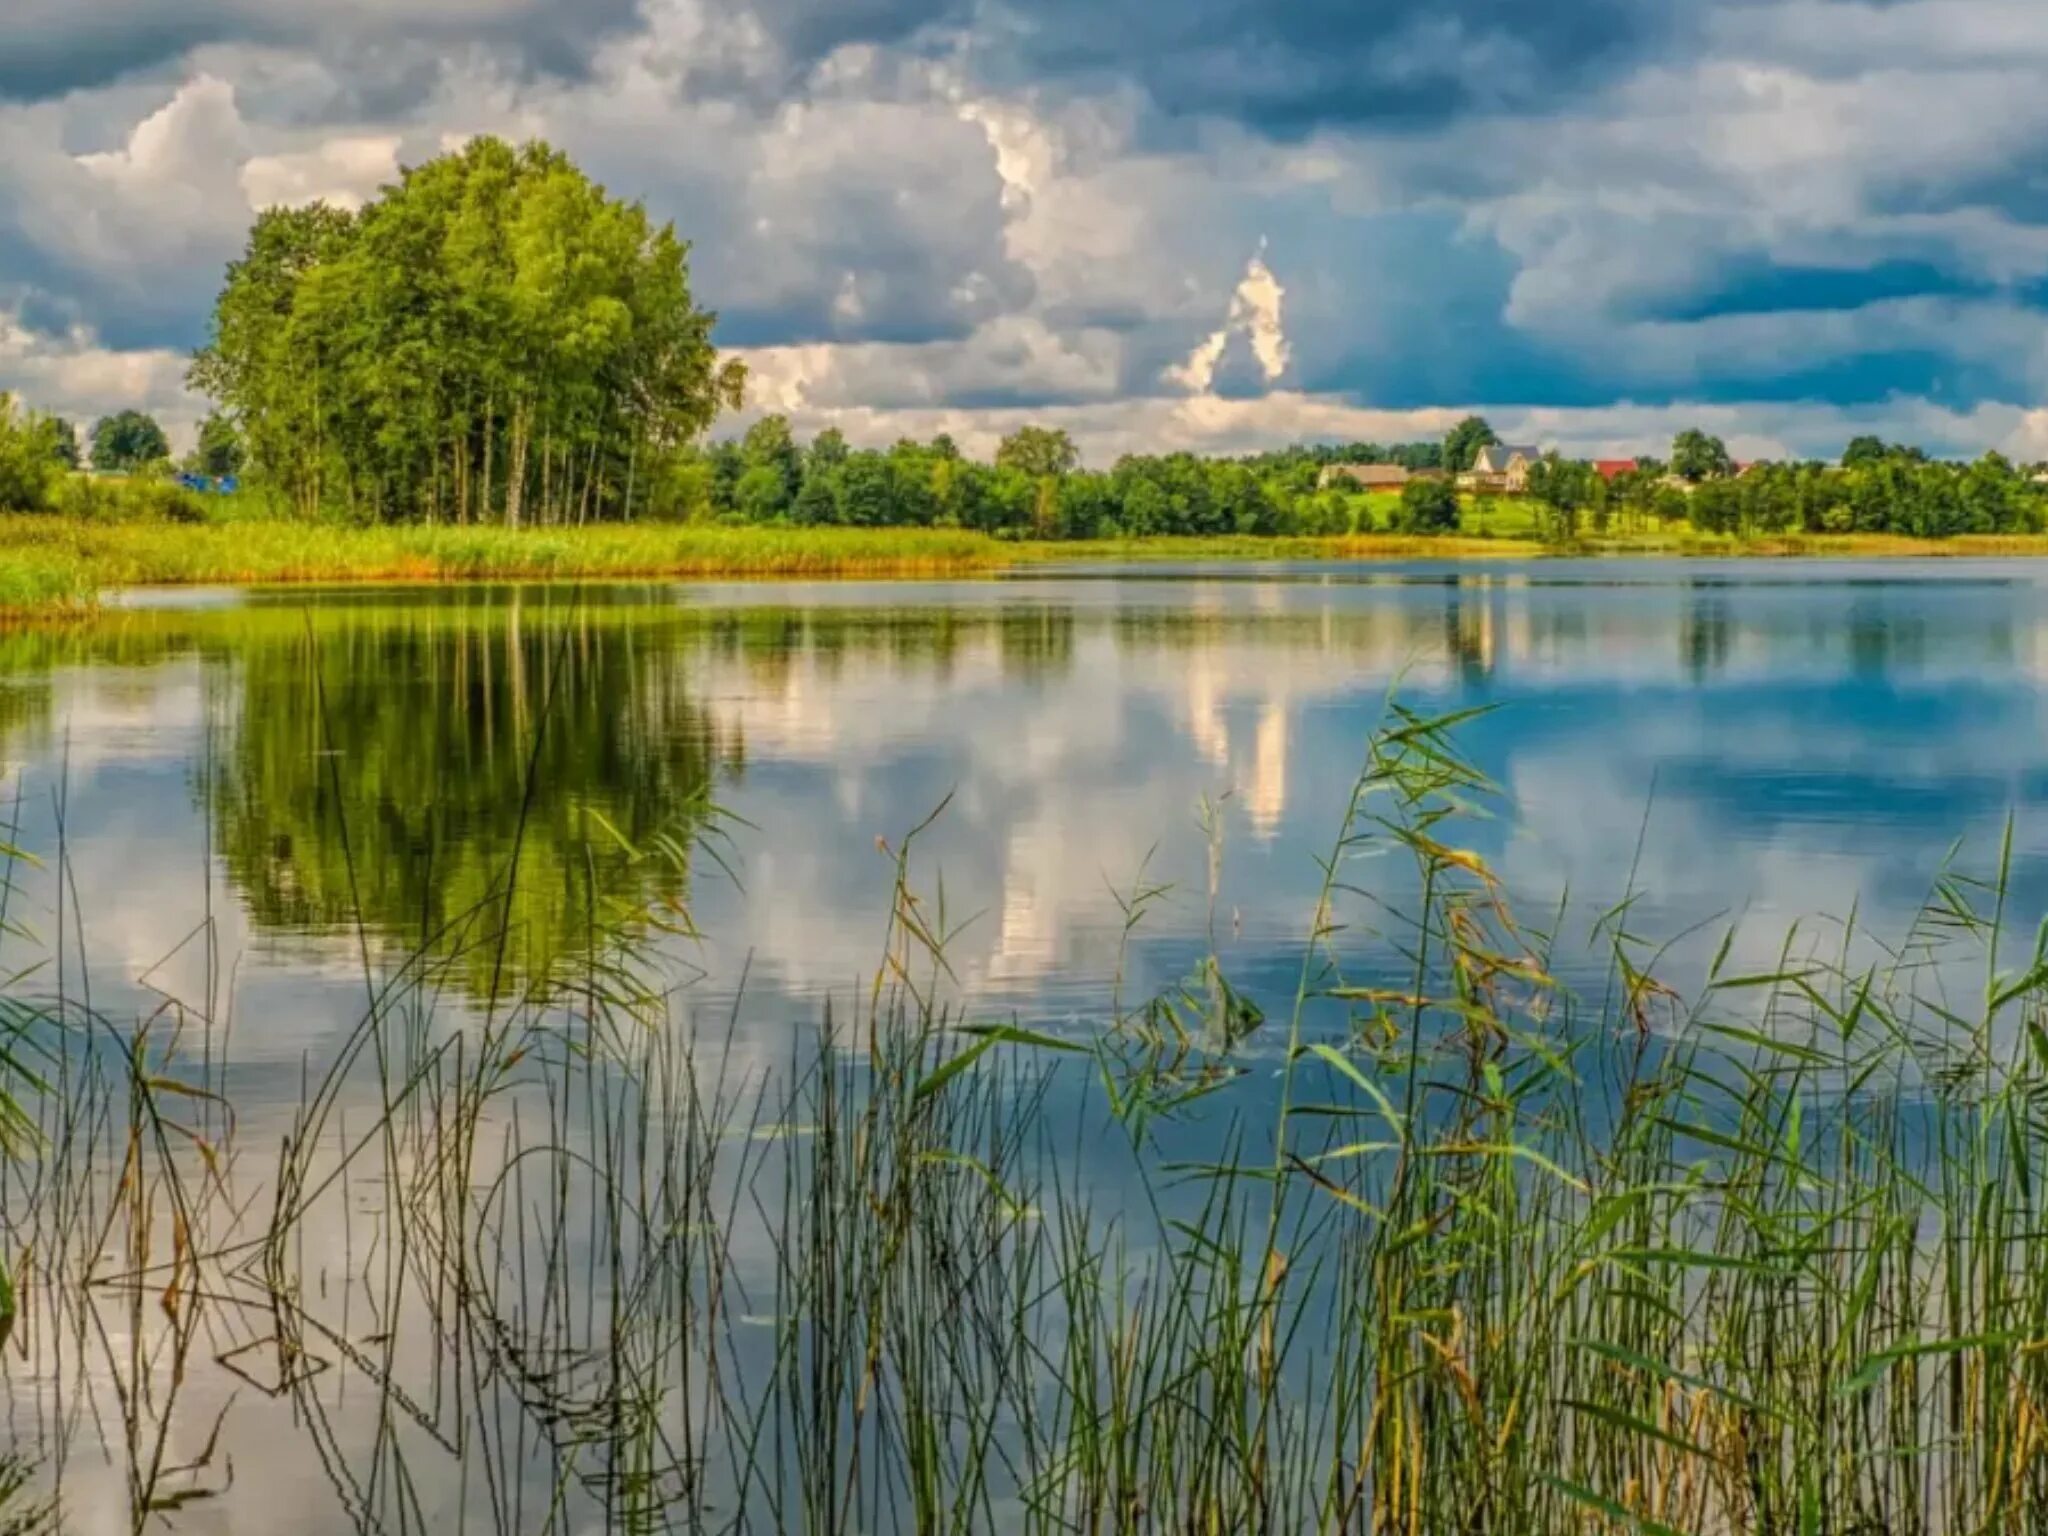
[6,696,2048,1531]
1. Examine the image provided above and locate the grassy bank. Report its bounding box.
[0,517,1017,614]
[11,514,2048,618]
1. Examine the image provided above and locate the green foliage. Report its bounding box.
[190,137,745,526]
[1442,415,1499,474]
[1396,475,1460,534]
[1671,428,1734,482]
[1525,453,1600,540]
[1671,452,2040,538]
[48,474,209,524]
[609,426,2048,545]
[994,425,1078,480]
[0,395,64,512]
[734,464,790,522]
[807,426,849,475]
[88,410,170,473]
[190,413,245,478]
[0,516,1013,617]
[739,414,801,518]
[0,1453,54,1536]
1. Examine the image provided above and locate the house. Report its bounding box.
[1461,443,1543,493]
[1593,459,1639,483]
[1317,463,1410,493]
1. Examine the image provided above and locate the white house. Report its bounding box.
[1461,443,1543,493]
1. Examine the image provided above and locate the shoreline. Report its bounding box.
[8,515,2048,619]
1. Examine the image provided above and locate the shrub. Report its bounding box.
[0,395,63,513]
[1395,476,1460,536]
[48,474,208,524]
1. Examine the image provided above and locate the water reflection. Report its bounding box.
[203,591,733,995]
[8,563,2048,1530]
[3,562,2048,1025]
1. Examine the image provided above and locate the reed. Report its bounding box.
[0,518,1018,617]
[17,512,2048,620]
[3,701,2048,1532]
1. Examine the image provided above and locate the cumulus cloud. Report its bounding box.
[1166,246,1290,395]
[0,312,194,433]
[4,0,2048,456]
[240,136,402,210]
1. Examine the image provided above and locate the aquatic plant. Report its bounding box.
[4,701,2048,1531]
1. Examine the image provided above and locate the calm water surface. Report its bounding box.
[7,559,2046,1034]
[4,557,2046,1529]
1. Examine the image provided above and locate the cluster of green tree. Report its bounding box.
[90,411,170,473]
[0,396,256,513]
[189,135,744,524]
[0,395,69,511]
[654,418,1366,538]
[651,413,1495,538]
[628,413,2048,542]
[1522,429,2048,540]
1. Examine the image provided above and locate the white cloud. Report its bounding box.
[241,134,401,209]
[6,0,2048,451]
[1166,245,1290,394]
[0,310,196,434]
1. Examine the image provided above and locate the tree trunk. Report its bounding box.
[480,397,496,524]
[577,439,599,526]
[539,430,553,527]
[506,398,530,530]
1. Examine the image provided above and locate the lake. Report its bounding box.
[3,558,2046,1530]
[11,560,2048,1027]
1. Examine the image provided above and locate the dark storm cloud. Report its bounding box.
[0,0,645,103]
[972,0,1706,133]
[747,0,966,67]
[0,10,233,100]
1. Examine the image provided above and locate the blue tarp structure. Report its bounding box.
[175,474,240,495]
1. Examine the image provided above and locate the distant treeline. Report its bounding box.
[655,421,2048,540]
[656,420,1383,539]
[649,416,1532,538]
[1518,434,2045,540]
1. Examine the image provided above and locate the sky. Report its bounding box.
[6,0,2048,464]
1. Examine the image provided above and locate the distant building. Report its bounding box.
[1593,459,1639,482]
[1461,443,1543,493]
[1317,463,1410,492]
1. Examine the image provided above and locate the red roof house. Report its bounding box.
[1593,459,1638,482]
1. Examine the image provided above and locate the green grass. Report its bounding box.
[10,507,2048,620]
[0,515,1018,615]
[6,701,2048,1531]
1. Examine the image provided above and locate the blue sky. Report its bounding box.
[3,0,2048,463]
